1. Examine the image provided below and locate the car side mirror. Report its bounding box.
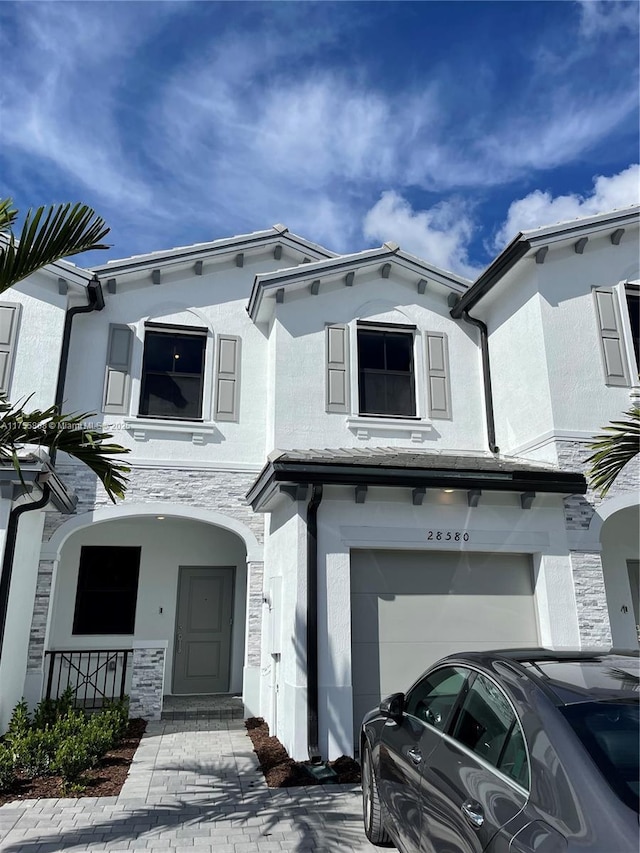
[379,692,404,722]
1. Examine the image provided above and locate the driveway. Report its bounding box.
[0,720,378,852]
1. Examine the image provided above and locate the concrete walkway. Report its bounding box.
[0,720,379,852]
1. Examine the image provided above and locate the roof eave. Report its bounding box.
[247,459,586,511]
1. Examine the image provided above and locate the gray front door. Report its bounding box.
[173,566,234,694]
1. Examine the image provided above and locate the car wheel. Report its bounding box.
[362,742,391,846]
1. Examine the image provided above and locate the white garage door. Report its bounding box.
[351,550,539,735]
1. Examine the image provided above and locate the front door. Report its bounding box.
[173,566,234,694]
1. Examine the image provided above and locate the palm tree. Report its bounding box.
[587,405,640,498]
[0,198,109,292]
[0,198,129,501]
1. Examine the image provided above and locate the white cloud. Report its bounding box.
[363,191,479,279]
[494,164,640,248]
[577,1,639,38]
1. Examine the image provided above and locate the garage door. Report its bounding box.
[351,550,538,735]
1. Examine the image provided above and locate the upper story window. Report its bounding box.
[139,327,207,420]
[357,325,416,418]
[325,322,451,421]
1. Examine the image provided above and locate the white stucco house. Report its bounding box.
[0,207,637,762]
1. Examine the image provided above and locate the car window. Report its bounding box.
[451,673,529,788]
[560,701,639,813]
[405,666,468,731]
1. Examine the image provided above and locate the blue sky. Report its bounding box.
[1,0,638,278]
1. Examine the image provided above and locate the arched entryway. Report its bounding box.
[598,502,640,648]
[27,503,263,718]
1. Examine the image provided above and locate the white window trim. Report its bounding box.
[129,317,216,425]
[349,320,429,424]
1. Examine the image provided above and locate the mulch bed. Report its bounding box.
[245,717,361,787]
[0,718,147,805]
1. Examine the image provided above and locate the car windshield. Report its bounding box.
[560,701,639,813]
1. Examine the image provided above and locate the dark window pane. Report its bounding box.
[358,331,385,369]
[143,334,174,372]
[172,336,206,374]
[385,374,414,416]
[73,546,140,635]
[560,701,639,812]
[405,666,469,730]
[385,333,413,371]
[141,374,203,418]
[499,723,530,789]
[452,674,517,770]
[357,328,415,417]
[140,330,206,420]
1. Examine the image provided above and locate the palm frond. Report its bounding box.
[0,396,130,502]
[586,406,640,497]
[0,200,110,293]
[0,199,19,233]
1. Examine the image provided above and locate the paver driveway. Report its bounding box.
[0,720,378,852]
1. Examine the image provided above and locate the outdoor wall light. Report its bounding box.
[442,488,455,493]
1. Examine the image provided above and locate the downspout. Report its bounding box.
[459,310,500,454]
[0,485,51,660]
[306,483,323,763]
[54,275,105,420]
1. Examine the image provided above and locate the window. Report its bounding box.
[139,328,206,420]
[357,326,416,417]
[405,666,469,731]
[73,546,141,635]
[625,285,639,374]
[451,673,529,788]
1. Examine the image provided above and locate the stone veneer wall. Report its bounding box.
[246,561,264,667]
[27,465,264,679]
[129,646,166,720]
[557,440,639,647]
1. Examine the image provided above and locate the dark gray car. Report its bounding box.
[360,649,639,853]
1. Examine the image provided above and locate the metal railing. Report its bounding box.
[44,649,132,709]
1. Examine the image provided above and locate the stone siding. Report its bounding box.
[129,646,166,720]
[557,439,638,646]
[43,464,264,543]
[27,560,55,671]
[570,551,613,647]
[246,561,264,667]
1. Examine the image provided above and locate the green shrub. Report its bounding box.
[13,729,58,778]
[101,699,129,740]
[0,746,15,792]
[32,687,76,729]
[7,700,31,739]
[83,716,116,765]
[54,736,92,788]
[51,710,87,741]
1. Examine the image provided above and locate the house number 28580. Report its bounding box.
[427,530,469,542]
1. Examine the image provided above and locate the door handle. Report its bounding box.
[177,633,183,654]
[408,748,422,765]
[461,799,484,828]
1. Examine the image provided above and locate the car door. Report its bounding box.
[378,666,470,853]
[420,671,530,853]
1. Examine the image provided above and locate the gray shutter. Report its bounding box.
[593,288,630,387]
[215,335,240,422]
[426,331,452,419]
[0,303,21,395]
[103,324,133,414]
[326,324,349,413]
